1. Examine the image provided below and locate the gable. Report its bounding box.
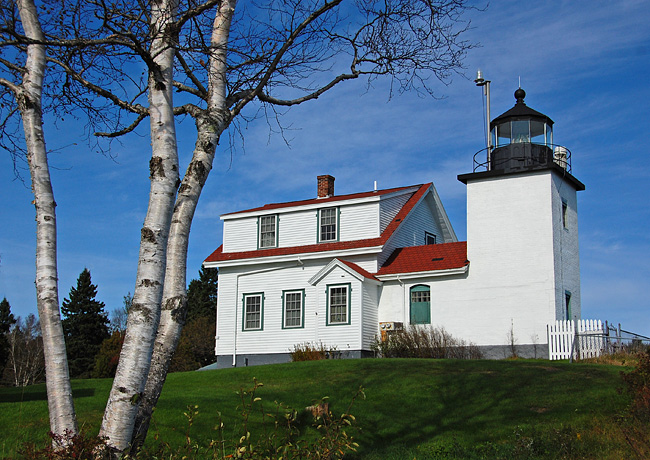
[309,259,380,285]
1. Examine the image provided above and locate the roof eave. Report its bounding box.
[376,264,469,281]
[203,245,384,268]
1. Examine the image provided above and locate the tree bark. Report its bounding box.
[8,0,79,439]
[130,1,237,449]
[98,0,180,452]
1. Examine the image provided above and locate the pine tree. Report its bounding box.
[169,268,218,371]
[186,267,218,323]
[62,269,110,378]
[0,297,17,373]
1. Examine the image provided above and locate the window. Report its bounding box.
[283,290,304,329]
[319,208,338,242]
[425,231,437,245]
[258,215,277,248]
[410,285,431,324]
[242,293,263,331]
[564,291,572,321]
[561,201,568,229]
[327,284,350,325]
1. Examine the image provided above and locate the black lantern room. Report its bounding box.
[489,88,558,172]
[459,87,584,191]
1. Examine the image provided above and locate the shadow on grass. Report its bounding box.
[0,387,95,403]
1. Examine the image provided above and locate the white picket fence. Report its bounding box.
[547,319,604,361]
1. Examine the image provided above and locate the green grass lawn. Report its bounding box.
[0,359,633,459]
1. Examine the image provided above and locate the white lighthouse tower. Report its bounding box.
[458,88,585,357]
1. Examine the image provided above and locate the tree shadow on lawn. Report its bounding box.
[348,360,588,455]
[0,386,95,403]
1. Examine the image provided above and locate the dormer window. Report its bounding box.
[258,215,278,249]
[318,208,338,242]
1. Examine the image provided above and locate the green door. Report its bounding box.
[410,285,431,325]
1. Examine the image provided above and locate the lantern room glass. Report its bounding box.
[492,119,552,147]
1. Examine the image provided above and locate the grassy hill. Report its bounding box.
[0,359,634,458]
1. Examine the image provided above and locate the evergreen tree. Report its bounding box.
[168,268,218,371]
[61,269,110,378]
[93,330,125,378]
[0,297,17,373]
[186,267,218,323]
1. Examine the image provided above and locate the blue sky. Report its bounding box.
[2,0,649,337]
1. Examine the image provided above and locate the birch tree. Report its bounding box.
[0,0,77,438]
[4,0,476,454]
[134,0,475,449]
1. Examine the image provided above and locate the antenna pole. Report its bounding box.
[475,70,492,170]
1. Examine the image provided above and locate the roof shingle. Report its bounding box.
[375,242,468,276]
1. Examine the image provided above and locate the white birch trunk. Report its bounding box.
[130,1,237,448]
[99,0,180,452]
[14,0,78,439]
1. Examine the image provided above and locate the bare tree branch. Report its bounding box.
[95,113,148,137]
[47,56,147,115]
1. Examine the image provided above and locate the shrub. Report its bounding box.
[18,380,363,460]
[290,342,338,362]
[18,429,111,460]
[620,348,650,458]
[372,325,483,359]
[134,379,363,459]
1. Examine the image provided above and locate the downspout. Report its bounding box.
[397,275,405,324]
[233,260,303,367]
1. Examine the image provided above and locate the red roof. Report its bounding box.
[375,242,468,276]
[204,183,431,263]
[222,184,419,216]
[339,260,380,281]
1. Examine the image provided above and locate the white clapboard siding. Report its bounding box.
[548,319,603,360]
[380,192,412,233]
[216,261,366,357]
[222,216,258,252]
[379,194,441,266]
[339,201,379,241]
[278,209,318,247]
[362,282,380,350]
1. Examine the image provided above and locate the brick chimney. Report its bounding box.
[317,175,335,198]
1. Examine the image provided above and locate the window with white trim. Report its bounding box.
[319,208,338,242]
[243,293,263,331]
[561,200,568,229]
[259,215,277,248]
[327,284,350,325]
[425,231,437,245]
[283,290,304,328]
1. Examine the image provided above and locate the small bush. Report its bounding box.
[19,380,363,460]
[135,379,363,459]
[290,342,338,361]
[18,429,111,460]
[372,325,483,359]
[620,348,650,458]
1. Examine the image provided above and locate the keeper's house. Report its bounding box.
[204,88,585,367]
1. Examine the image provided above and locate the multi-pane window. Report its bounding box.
[319,208,338,242]
[328,285,348,324]
[411,289,431,304]
[283,290,303,328]
[243,294,263,330]
[259,215,277,248]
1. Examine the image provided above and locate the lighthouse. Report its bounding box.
[458,88,585,357]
